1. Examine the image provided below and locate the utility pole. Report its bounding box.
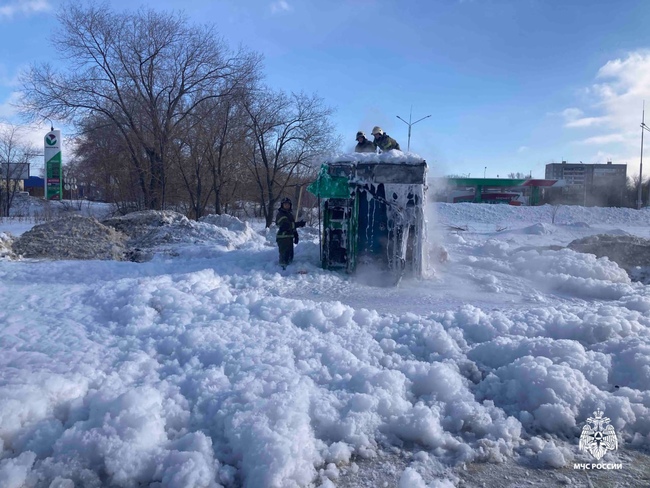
[639,102,645,209]
[396,106,431,152]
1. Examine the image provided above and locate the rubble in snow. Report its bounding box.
[12,215,128,261]
[568,234,650,283]
[103,210,267,256]
[8,210,267,262]
[102,210,191,241]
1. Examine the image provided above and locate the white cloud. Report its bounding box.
[565,116,609,128]
[578,133,626,145]
[564,50,650,174]
[517,146,528,153]
[561,108,583,122]
[270,0,291,14]
[0,0,51,20]
[560,108,611,129]
[0,91,22,119]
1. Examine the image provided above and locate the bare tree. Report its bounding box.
[20,3,261,210]
[174,96,250,219]
[507,172,531,179]
[550,204,562,224]
[626,174,650,208]
[243,89,339,227]
[73,113,145,212]
[0,123,35,217]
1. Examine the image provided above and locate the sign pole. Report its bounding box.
[44,129,62,200]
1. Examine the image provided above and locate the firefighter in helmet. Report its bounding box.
[275,197,306,269]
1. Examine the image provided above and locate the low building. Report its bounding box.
[24,176,45,197]
[432,177,557,206]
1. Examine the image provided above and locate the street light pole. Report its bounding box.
[396,106,431,152]
[639,102,648,210]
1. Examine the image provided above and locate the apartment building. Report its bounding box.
[545,161,627,206]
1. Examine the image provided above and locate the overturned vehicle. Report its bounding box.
[307,154,428,284]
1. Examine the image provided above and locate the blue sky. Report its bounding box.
[3,0,650,180]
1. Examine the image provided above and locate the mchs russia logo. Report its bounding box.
[574,409,622,470]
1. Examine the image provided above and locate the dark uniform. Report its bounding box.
[371,126,400,152]
[355,131,376,153]
[275,198,305,269]
[373,133,400,152]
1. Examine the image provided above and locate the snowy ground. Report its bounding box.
[1,201,650,487]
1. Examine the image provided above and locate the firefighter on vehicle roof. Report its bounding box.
[371,126,400,152]
[355,131,376,153]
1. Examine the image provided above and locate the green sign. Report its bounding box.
[44,130,62,200]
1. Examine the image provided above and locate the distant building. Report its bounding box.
[545,161,627,206]
[24,176,45,198]
[430,177,558,205]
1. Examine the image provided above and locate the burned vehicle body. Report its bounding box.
[308,155,428,282]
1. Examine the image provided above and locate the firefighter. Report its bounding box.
[371,126,400,152]
[275,197,306,269]
[355,131,376,153]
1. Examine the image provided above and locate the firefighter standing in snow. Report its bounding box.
[371,126,400,152]
[275,197,306,269]
[355,131,376,153]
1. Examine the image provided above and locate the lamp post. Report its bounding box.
[396,106,431,152]
[484,166,487,179]
[639,103,649,209]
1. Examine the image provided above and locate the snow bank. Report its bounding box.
[330,150,426,165]
[1,202,650,486]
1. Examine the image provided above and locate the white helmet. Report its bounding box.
[371,126,383,136]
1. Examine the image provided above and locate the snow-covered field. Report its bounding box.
[1,201,650,487]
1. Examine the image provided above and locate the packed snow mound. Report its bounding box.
[199,213,264,247]
[103,210,265,252]
[200,213,248,232]
[331,150,425,165]
[0,232,15,259]
[523,223,553,235]
[102,210,190,240]
[12,215,128,260]
[567,234,650,270]
[7,211,266,262]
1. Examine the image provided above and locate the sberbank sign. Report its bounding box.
[44,130,62,200]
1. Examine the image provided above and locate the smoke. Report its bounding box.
[424,177,449,278]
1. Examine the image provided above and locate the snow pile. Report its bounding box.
[103,210,266,255]
[199,213,265,248]
[11,215,128,260]
[0,232,15,259]
[330,151,426,165]
[523,222,553,235]
[2,202,650,487]
[437,202,650,227]
[568,234,650,270]
[7,211,268,262]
